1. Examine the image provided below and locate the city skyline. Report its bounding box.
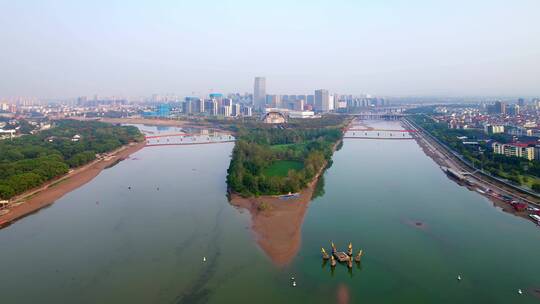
[1,0,539,98]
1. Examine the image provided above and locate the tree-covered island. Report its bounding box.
[226,115,350,197]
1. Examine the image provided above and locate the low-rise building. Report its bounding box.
[484,124,505,134]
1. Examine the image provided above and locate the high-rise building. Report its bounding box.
[266,95,281,108]
[182,100,193,114]
[253,77,266,111]
[243,106,252,117]
[221,105,232,117]
[197,99,205,113]
[508,104,520,116]
[307,95,315,105]
[518,98,525,107]
[232,103,241,117]
[157,104,170,117]
[210,99,219,116]
[494,101,506,114]
[314,89,330,112]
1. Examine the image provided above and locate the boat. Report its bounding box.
[442,167,465,181]
[334,251,350,263]
[476,189,486,194]
[529,214,540,224]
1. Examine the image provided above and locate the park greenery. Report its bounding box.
[226,115,349,197]
[0,120,143,200]
[409,114,540,192]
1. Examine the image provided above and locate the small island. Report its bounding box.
[227,115,349,197]
[226,115,350,266]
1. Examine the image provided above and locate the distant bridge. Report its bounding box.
[145,133,198,139]
[144,132,235,146]
[343,111,407,120]
[145,140,235,147]
[346,128,418,133]
[344,129,414,140]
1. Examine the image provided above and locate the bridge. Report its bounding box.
[346,128,418,133]
[353,113,406,120]
[344,117,415,140]
[343,110,407,120]
[144,131,235,147]
[344,131,414,140]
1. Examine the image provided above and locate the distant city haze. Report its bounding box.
[0,0,539,98]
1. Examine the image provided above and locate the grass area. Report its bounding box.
[270,142,307,151]
[521,174,540,189]
[263,160,304,177]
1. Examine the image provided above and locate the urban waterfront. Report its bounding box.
[1,122,540,304]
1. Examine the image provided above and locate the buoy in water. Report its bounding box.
[518,289,523,295]
[292,281,297,287]
[457,275,462,281]
[203,257,206,262]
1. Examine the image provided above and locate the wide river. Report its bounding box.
[1,121,540,303]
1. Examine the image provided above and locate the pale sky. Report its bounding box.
[0,0,539,98]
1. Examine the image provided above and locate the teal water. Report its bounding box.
[0,122,539,303]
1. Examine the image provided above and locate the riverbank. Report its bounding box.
[404,118,540,224]
[0,141,146,227]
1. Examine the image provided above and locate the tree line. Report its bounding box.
[0,120,143,199]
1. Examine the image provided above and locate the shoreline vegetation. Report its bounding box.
[0,120,144,227]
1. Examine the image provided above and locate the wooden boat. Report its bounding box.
[333,251,350,262]
[330,256,336,267]
[347,242,353,256]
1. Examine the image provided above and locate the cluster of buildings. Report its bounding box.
[433,99,540,161]
[0,76,391,138]
[178,93,252,118]
[253,77,387,115]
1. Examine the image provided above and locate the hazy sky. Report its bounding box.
[1,0,539,98]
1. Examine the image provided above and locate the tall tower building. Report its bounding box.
[494,101,506,114]
[315,89,330,112]
[254,77,266,111]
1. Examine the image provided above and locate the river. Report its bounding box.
[0,122,539,303]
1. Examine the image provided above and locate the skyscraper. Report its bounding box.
[494,101,506,114]
[314,89,330,112]
[253,77,266,111]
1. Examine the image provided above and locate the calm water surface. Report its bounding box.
[1,122,539,304]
